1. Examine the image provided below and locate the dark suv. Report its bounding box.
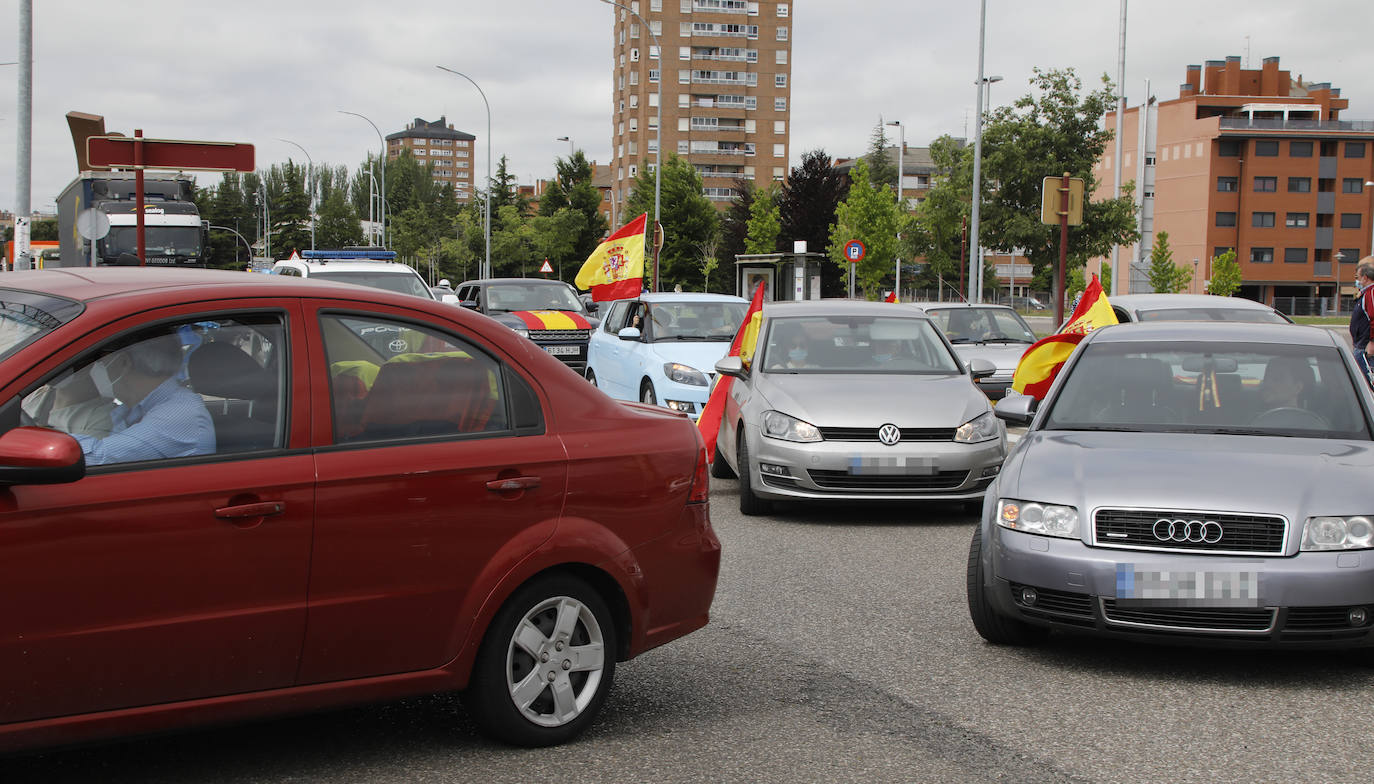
[455,278,598,373]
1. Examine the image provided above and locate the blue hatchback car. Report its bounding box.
[587,293,749,416]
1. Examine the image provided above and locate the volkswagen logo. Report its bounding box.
[1152,518,1223,544]
[877,424,901,446]
[388,338,410,354]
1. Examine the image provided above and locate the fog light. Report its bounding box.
[759,462,792,477]
[1349,607,1368,627]
[665,400,696,413]
[1020,587,1038,607]
[980,465,1001,478]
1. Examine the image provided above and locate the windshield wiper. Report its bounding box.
[1187,427,1297,436]
[948,337,974,344]
[666,335,711,341]
[982,337,1033,344]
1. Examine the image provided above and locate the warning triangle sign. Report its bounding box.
[539,259,554,274]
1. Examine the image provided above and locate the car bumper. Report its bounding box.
[748,430,1006,501]
[987,527,1374,648]
[654,378,712,417]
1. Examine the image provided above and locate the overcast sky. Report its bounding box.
[3,0,1372,214]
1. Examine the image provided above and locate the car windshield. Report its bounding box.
[924,307,1036,344]
[103,226,203,258]
[0,289,84,361]
[1136,307,1289,324]
[311,270,435,300]
[646,301,748,341]
[1042,340,1370,439]
[485,284,585,313]
[760,315,962,374]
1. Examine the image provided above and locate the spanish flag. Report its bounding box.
[884,291,898,303]
[575,213,647,302]
[697,281,766,461]
[1010,274,1117,400]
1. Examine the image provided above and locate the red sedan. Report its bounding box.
[0,268,719,751]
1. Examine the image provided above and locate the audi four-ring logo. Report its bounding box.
[1153,518,1223,544]
[878,424,901,446]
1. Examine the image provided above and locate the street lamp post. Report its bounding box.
[600,0,661,290]
[209,224,255,267]
[12,1,33,271]
[968,0,989,303]
[885,120,904,299]
[277,138,315,250]
[974,74,1003,301]
[435,66,492,279]
[557,136,574,159]
[338,111,387,249]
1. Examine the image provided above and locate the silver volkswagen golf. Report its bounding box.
[970,321,1374,649]
[712,300,1006,515]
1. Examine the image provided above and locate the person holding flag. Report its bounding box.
[1010,273,1117,400]
[575,213,648,302]
[697,281,766,464]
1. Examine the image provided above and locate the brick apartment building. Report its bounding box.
[386,116,478,203]
[608,0,794,210]
[1096,56,1374,306]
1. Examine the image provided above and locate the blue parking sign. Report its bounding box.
[843,240,866,263]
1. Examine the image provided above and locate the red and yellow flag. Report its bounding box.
[884,291,898,303]
[1010,274,1118,400]
[697,281,766,462]
[575,213,647,302]
[511,310,592,330]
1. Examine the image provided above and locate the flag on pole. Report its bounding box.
[884,291,898,303]
[1010,273,1118,400]
[697,281,766,462]
[575,213,648,302]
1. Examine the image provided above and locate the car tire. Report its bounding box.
[710,443,735,479]
[640,380,657,405]
[461,573,617,747]
[736,433,772,516]
[585,367,597,387]
[966,527,1048,646]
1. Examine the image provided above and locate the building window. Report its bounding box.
[1250,247,1274,263]
[650,21,661,35]
[1253,176,1276,192]
[1254,140,1279,156]
[651,0,661,9]
[1344,178,1365,194]
[776,25,788,40]
[629,71,638,86]
[630,23,639,39]
[775,73,787,88]
[1342,213,1363,229]
[1218,140,1242,157]
[1340,248,1362,264]
[1252,212,1275,228]
[678,69,690,84]
[679,46,690,60]
[631,48,639,62]
[649,46,660,59]
[1288,177,1311,193]
[1286,212,1310,228]
[775,97,787,111]
[775,50,787,65]
[629,165,638,178]
[773,120,784,134]
[1284,247,1308,264]
[773,143,784,157]
[1346,142,1367,158]
[1217,176,1238,192]
[778,2,789,15]
[1215,212,1237,227]
[629,94,639,108]
[677,140,689,154]
[648,93,659,107]
[629,118,638,132]
[648,69,659,83]
[1290,140,1313,157]
[678,93,689,108]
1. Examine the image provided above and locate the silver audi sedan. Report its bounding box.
[712,300,1006,515]
[970,321,1374,649]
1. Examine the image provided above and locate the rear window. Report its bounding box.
[1136,308,1288,324]
[0,289,84,360]
[311,270,435,300]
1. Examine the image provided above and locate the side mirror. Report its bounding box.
[617,327,642,341]
[994,394,1036,426]
[967,358,997,380]
[583,300,599,314]
[0,427,85,486]
[459,300,479,310]
[714,355,745,379]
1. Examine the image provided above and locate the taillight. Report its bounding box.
[688,444,710,504]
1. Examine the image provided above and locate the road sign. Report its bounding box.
[76,208,111,240]
[539,259,554,274]
[843,240,867,263]
[1040,176,1085,225]
[87,136,256,172]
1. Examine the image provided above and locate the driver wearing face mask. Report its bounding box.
[70,334,216,466]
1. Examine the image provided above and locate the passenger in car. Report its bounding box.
[1258,356,1316,410]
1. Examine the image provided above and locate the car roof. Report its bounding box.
[459,277,575,287]
[1109,293,1279,312]
[1087,320,1337,347]
[275,259,419,274]
[908,301,1013,311]
[761,299,933,318]
[637,292,747,303]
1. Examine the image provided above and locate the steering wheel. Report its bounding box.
[1250,406,1329,429]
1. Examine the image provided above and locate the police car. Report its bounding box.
[272,249,436,301]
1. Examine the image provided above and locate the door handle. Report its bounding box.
[214,501,285,519]
[486,476,541,492]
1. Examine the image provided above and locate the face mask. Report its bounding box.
[788,348,807,362]
[90,355,127,400]
[873,353,893,363]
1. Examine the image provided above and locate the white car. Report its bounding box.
[272,249,436,301]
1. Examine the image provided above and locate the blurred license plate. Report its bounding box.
[544,345,579,356]
[848,456,936,475]
[1115,565,1260,607]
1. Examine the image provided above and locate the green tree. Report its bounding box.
[527,208,587,281]
[828,159,907,298]
[540,151,608,263]
[624,155,719,291]
[315,187,364,250]
[744,185,781,254]
[910,136,971,296]
[1207,248,1243,296]
[780,150,850,297]
[1146,230,1190,293]
[864,121,898,190]
[720,177,756,270]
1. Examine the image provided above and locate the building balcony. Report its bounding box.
[1218,118,1374,132]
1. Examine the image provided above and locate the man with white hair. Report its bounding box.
[1350,257,1374,387]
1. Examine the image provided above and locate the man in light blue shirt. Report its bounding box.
[71,334,216,466]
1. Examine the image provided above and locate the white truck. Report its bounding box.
[55,171,208,267]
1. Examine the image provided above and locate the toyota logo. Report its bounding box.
[878,424,901,446]
[1152,518,1223,544]
[388,338,410,354]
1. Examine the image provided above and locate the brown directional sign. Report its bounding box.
[1040,176,1085,225]
[87,136,255,172]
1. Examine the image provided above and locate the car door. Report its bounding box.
[298,303,567,683]
[602,299,646,398]
[0,302,314,725]
[590,300,632,397]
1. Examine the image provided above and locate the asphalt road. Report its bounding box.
[9,479,1371,783]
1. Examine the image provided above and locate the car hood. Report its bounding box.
[948,342,1033,375]
[648,340,735,373]
[754,372,988,427]
[1001,431,1374,518]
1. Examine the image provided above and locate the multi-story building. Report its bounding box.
[1096,56,1374,306]
[608,0,794,210]
[386,116,477,203]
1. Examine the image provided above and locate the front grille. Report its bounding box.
[1094,508,1287,555]
[528,329,590,341]
[1284,606,1371,632]
[1009,583,1095,624]
[818,427,957,442]
[807,469,967,491]
[1101,598,1275,632]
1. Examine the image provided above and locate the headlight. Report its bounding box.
[509,325,529,338]
[762,410,822,442]
[663,362,709,386]
[954,411,1000,443]
[1302,516,1374,551]
[997,499,1080,539]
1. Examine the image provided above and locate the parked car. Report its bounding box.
[587,292,749,416]
[455,278,597,374]
[272,248,436,301]
[0,268,719,752]
[711,300,1006,515]
[970,321,1374,649]
[1061,293,1292,328]
[910,302,1037,399]
[1010,295,1046,311]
